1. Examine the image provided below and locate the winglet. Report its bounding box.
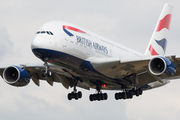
[145,3,173,56]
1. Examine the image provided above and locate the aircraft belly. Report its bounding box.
[32,48,133,89]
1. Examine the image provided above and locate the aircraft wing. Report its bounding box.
[0,55,179,92]
[0,57,155,91]
[88,55,180,89]
[0,62,90,90]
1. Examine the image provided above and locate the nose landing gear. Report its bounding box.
[41,58,52,77]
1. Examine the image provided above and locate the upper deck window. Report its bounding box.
[36,31,54,35]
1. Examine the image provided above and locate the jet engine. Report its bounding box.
[148,57,176,78]
[3,66,30,87]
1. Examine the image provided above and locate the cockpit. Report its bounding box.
[36,31,54,35]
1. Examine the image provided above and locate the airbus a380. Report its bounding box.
[0,3,178,101]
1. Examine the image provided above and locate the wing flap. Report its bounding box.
[138,72,158,87]
[31,73,40,86]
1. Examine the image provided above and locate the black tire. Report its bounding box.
[99,93,104,100]
[68,93,72,100]
[75,93,78,100]
[135,89,140,96]
[89,94,94,101]
[128,91,133,99]
[139,88,143,95]
[96,94,100,101]
[41,70,46,77]
[47,70,52,77]
[103,93,108,100]
[115,93,119,100]
[132,89,136,95]
[78,91,82,98]
[92,94,96,101]
[126,92,130,99]
[119,93,123,99]
[122,92,126,100]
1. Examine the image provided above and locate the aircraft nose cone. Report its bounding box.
[31,34,53,50]
[31,36,43,50]
[31,35,50,60]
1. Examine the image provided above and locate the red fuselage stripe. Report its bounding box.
[63,25,86,33]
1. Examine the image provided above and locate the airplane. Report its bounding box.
[0,3,178,102]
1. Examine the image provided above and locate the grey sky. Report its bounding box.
[0,0,180,120]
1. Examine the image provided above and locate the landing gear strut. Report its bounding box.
[41,58,52,77]
[67,81,82,100]
[89,85,108,101]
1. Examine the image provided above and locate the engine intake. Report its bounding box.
[148,57,176,78]
[3,66,30,87]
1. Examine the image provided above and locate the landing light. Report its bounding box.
[103,84,107,87]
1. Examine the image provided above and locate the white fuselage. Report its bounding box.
[32,21,165,90]
[31,21,144,62]
[30,21,148,90]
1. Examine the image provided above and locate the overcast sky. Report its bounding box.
[0,0,180,120]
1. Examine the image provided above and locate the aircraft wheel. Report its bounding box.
[78,91,82,98]
[103,93,108,100]
[135,89,140,96]
[68,93,72,100]
[122,92,126,99]
[139,88,143,95]
[100,94,104,100]
[128,91,133,99]
[97,94,100,101]
[47,70,52,77]
[41,70,46,77]
[89,94,94,101]
[115,93,120,100]
[75,93,79,100]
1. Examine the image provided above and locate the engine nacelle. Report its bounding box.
[3,66,30,87]
[148,57,176,78]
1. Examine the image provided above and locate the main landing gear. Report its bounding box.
[67,81,82,100]
[89,93,108,101]
[115,88,143,100]
[89,86,108,101]
[68,91,82,100]
[41,58,52,77]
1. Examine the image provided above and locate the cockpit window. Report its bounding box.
[46,31,50,35]
[50,31,54,35]
[36,31,54,35]
[41,31,46,33]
